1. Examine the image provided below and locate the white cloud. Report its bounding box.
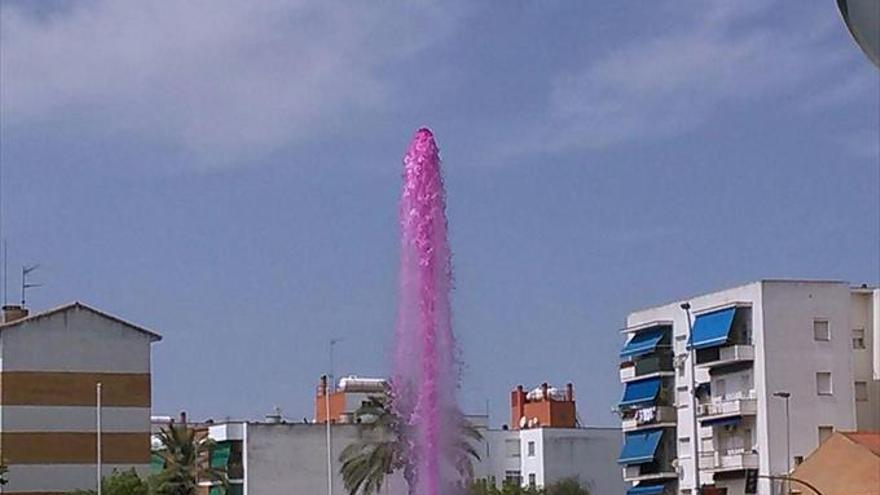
[518,1,876,153]
[0,1,464,168]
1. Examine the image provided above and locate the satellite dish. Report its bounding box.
[519,416,527,428]
[838,0,880,68]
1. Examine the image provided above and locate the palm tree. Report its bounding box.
[152,423,227,495]
[339,394,483,495]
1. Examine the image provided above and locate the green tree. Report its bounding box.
[339,394,483,495]
[468,478,589,495]
[152,424,227,495]
[544,478,590,495]
[70,469,148,495]
[468,480,544,495]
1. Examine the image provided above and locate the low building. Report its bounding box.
[790,431,880,495]
[473,383,625,494]
[0,302,161,494]
[203,419,406,495]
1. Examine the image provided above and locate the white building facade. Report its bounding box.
[473,426,625,494]
[618,280,880,495]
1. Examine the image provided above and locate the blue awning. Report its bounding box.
[689,307,737,350]
[618,429,664,465]
[627,484,666,495]
[701,415,742,427]
[620,326,668,359]
[619,377,662,407]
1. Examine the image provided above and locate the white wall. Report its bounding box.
[760,281,857,483]
[243,423,405,495]
[540,428,624,494]
[473,427,624,494]
[0,307,153,373]
[850,289,880,430]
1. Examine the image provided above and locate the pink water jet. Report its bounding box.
[393,128,459,495]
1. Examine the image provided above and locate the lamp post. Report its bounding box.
[326,338,343,495]
[773,391,792,495]
[681,302,701,495]
[96,382,102,495]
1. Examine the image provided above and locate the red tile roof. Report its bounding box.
[843,432,880,457]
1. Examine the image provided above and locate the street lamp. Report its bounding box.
[681,302,701,495]
[773,391,792,495]
[326,338,344,495]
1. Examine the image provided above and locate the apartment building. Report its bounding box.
[617,280,879,495]
[0,302,161,494]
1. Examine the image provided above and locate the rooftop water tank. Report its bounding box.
[337,376,387,393]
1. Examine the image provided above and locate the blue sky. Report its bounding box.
[1,1,877,426]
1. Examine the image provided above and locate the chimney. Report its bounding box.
[319,375,328,396]
[2,305,28,324]
[179,411,187,425]
[511,385,526,429]
[566,383,574,401]
[541,382,549,401]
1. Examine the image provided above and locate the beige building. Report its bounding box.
[0,302,161,494]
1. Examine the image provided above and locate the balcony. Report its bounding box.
[698,449,758,473]
[695,345,754,369]
[622,463,677,483]
[620,354,675,383]
[697,397,757,423]
[622,406,677,432]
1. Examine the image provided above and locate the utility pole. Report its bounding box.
[681,302,701,494]
[96,382,103,495]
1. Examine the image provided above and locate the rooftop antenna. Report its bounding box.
[21,264,42,306]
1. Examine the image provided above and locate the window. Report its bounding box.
[678,437,691,457]
[855,381,869,401]
[716,378,727,399]
[853,328,866,349]
[678,389,690,408]
[505,439,521,458]
[527,441,535,457]
[818,426,834,444]
[504,471,522,486]
[813,320,830,341]
[816,372,833,395]
[528,473,536,488]
[740,373,752,392]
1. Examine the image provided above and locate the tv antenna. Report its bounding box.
[21,264,42,306]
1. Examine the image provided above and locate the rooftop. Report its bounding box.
[0,301,162,341]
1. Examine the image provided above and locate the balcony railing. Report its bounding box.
[622,462,677,482]
[620,354,674,382]
[622,406,677,432]
[695,345,754,368]
[697,396,757,421]
[698,449,759,472]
